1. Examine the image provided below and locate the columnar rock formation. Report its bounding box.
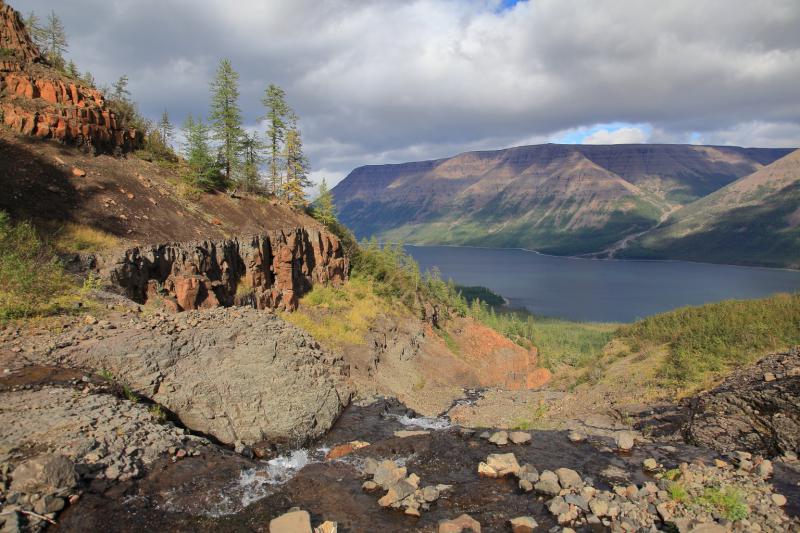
[0,0,141,152]
[95,228,348,312]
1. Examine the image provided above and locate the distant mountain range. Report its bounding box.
[331,143,799,267]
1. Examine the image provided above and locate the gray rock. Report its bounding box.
[534,479,561,497]
[509,516,538,532]
[10,454,77,494]
[555,468,583,490]
[489,431,509,446]
[55,309,352,447]
[565,493,589,512]
[615,432,635,451]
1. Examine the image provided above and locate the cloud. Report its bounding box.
[19,0,800,185]
[583,126,650,145]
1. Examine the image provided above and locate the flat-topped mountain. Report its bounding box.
[620,148,800,268]
[332,143,793,257]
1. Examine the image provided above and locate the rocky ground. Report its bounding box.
[1,301,798,532]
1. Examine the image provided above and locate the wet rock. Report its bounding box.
[422,486,440,502]
[643,458,658,471]
[326,441,369,460]
[373,460,407,489]
[589,498,609,517]
[757,459,773,478]
[438,513,481,532]
[269,509,312,533]
[314,521,337,533]
[10,454,77,494]
[508,431,531,444]
[362,480,378,491]
[509,516,538,532]
[378,479,416,507]
[488,431,508,446]
[567,430,586,442]
[772,493,787,506]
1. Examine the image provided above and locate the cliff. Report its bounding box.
[0,0,141,153]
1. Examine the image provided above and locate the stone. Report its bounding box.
[362,481,378,491]
[643,458,658,471]
[764,372,776,382]
[509,431,532,444]
[394,430,430,438]
[378,480,416,507]
[555,467,583,489]
[567,430,586,442]
[518,479,533,492]
[771,493,787,506]
[314,521,337,533]
[565,493,589,512]
[10,454,77,494]
[270,510,312,533]
[422,486,440,502]
[548,496,570,515]
[326,441,369,460]
[509,516,538,533]
[485,453,520,477]
[438,513,481,533]
[757,459,773,478]
[488,431,509,446]
[589,499,609,517]
[518,463,539,483]
[71,168,87,177]
[534,479,561,497]
[478,462,498,478]
[374,461,407,489]
[407,473,420,488]
[615,432,635,450]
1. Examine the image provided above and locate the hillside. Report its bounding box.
[332,143,791,255]
[620,149,800,268]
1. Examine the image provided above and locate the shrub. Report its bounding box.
[0,212,73,319]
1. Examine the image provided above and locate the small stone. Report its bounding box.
[176,449,187,458]
[589,499,609,517]
[548,496,569,516]
[422,486,440,502]
[485,453,520,477]
[394,430,430,438]
[763,372,776,382]
[488,431,509,446]
[373,460,407,489]
[478,462,497,478]
[643,458,658,471]
[713,459,728,468]
[565,493,589,512]
[519,479,533,492]
[534,479,561,497]
[407,473,420,488]
[71,167,87,177]
[270,510,312,533]
[378,480,416,507]
[555,468,583,489]
[314,521,337,533]
[756,459,773,478]
[362,480,378,491]
[404,506,421,517]
[438,513,481,533]
[509,431,532,444]
[771,493,787,506]
[615,432,635,451]
[509,516,538,533]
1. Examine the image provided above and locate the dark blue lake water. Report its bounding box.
[405,246,800,323]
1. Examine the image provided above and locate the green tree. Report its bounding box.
[42,10,67,69]
[82,70,95,87]
[313,178,337,227]
[66,60,79,78]
[209,59,244,185]
[261,84,291,195]
[157,110,174,146]
[240,132,264,193]
[24,11,46,51]
[182,115,222,191]
[282,119,311,206]
[112,75,131,101]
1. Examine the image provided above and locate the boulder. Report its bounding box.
[56,308,351,447]
[555,467,583,490]
[438,514,481,533]
[377,479,416,507]
[615,431,635,451]
[509,431,531,444]
[270,510,312,533]
[485,453,520,477]
[10,454,77,494]
[510,516,538,533]
[326,441,369,460]
[488,431,509,446]
[373,460,407,489]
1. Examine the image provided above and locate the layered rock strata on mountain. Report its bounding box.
[0,0,141,152]
[53,307,352,447]
[95,228,348,312]
[685,347,800,457]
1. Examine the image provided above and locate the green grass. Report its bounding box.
[668,482,689,503]
[619,293,800,386]
[697,486,749,521]
[0,212,76,320]
[511,402,548,430]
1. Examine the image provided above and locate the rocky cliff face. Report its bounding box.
[0,0,141,153]
[93,228,348,312]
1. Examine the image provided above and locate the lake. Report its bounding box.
[405,246,800,323]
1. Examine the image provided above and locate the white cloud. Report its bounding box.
[583,126,650,145]
[20,0,800,184]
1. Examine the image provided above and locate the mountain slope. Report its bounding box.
[619,149,800,268]
[333,143,791,255]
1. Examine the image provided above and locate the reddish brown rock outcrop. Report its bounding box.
[94,228,348,312]
[0,0,141,152]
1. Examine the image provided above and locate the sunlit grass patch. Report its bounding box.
[54,222,120,253]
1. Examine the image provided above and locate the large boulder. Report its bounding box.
[10,454,77,494]
[685,347,800,456]
[54,308,351,447]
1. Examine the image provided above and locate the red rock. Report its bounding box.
[71,167,86,177]
[325,441,369,460]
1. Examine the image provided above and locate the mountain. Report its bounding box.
[332,143,792,255]
[619,149,800,268]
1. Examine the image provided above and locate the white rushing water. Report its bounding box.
[392,413,451,430]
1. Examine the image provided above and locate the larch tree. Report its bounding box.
[182,115,221,191]
[240,132,265,193]
[24,11,46,51]
[313,178,337,227]
[209,58,244,186]
[282,117,311,207]
[42,10,67,69]
[158,110,175,146]
[261,84,290,195]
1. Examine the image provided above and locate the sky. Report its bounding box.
[20,0,800,187]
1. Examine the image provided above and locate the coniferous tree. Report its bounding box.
[42,10,67,69]
[240,132,264,193]
[82,70,96,87]
[183,115,221,191]
[157,110,174,146]
[24,11,46,51]
[112,75,131,101]
[209,59,244,185]
[261,84,290,195]
[66,60,79,78]
[282,118,311,206]
[313,178,337,227]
